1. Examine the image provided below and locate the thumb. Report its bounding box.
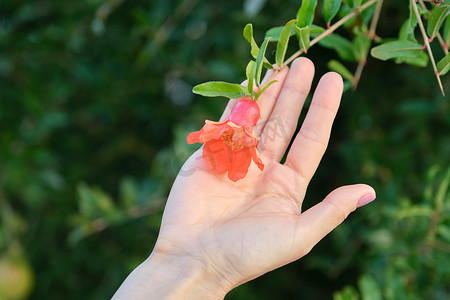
[295,184,376,255]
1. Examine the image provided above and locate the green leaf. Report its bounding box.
[395,51,429,67]
[319,33,356,61]
[427,6,450,40]
[265,26,295,42]
[442,15,450,45]
[327,60,354,81]
[324,0,342,25]
[246,60,255,79]
[77,183,115,218]
[396,205,434,219]
[255,38,271,86]
[418,4,431,17]
[78,184,98,218]
[343,80,353,92]
[437,53,450,75]
[436,0,450,7]
[254,80,278,101]
[294,25,311,52]
[338,4,357,28]
[246,61,257,94]
[370,40,424,61]
[243,23,273,69]
[193,82,248,99]
[333,286,359,300]
[296,0,318,28]
[353,28,371,61]
[276,19,297,68]
[342,0,355,9]
[425,165,441,203]
[243,23,254,45]
[361,4,376,26]
[435,166,450,210]
[243,23,259,58]
[409,2,419,34]
[358,275,382,300]
[398,20,417,42]
[310,24,326,37]
[398,21,414,42]
[438,224,450,242]
[119,177,137,208]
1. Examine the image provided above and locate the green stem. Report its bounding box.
[282,0,378,67]
[418,0,449,55]
[353,0,384,90]
[411,0,445,96]
[259,0,378,89]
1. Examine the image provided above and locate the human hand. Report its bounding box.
[113,58,376,299]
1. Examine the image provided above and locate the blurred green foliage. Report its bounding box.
[0,0,449,299]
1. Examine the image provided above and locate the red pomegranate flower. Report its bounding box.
[187,98,264,182]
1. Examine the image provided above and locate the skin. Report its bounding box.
[112,58,376,299]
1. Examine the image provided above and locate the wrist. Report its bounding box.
[113,250,230,300]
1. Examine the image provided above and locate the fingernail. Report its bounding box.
[357,194,376,208]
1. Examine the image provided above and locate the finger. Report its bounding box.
[252,67,289,136]
[261,68,276,85]
[219,68,279,122]
[284,72,343,181]
[294,184,376,256]
[257,58,315,160]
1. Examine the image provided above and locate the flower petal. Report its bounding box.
[187,120,230,144]
[187,99,265,181]
[251,147,264,171]
[187,130,201,144]
[230,126,258,148]
[228,147,253,182]
[198,121,230,143]
[203,139,232,174]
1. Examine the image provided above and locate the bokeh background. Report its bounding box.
[1,0,449,299]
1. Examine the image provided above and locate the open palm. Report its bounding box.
[152,58,376,293]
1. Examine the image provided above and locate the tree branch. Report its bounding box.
[282,0,379,67]
[353,0,384,90]
[411,0,445,96]
[418,0,449,55]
